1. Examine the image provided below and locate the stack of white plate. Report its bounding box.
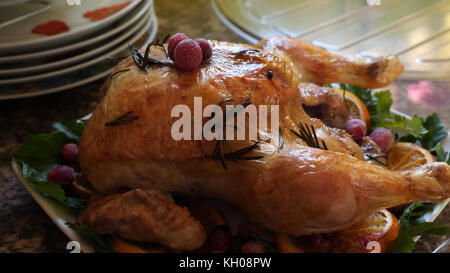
[0,0,157,100]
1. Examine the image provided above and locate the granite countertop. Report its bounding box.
[0,0,448,253]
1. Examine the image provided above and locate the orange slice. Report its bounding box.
[332,209,399,253]
[277,209,399,253]
[333,88,371,129]
[387,142,436,171]
[110,236,170,253]
[276,233,306,253]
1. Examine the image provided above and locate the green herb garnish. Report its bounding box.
[390,202,450,253]
[337,84,448,159]
[66,223,114,253]
[11,120,89,212]
[52,119,88,142]
[399,113,448,151]
[435,142,450,164]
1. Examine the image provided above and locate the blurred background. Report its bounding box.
[0,0,448,252]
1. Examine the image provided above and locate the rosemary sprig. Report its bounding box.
[219,98,234,106]
[364,153,388,166]
[291,123,328,150]
[213,141,264,170]
[105,111,140,126]
[129,34,173,72]
[211,98,264,170]
[235,49,260,56]
[150,33,171,57]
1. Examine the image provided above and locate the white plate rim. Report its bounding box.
[0,11,154,86]
[10,110,450,253]
[0,17,157,100]
[0,7,151,77]
[0,0,142,53]
[0,0,152,65]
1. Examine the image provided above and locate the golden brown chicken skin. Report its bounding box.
[79,39,449,245]
[80,189,206,250]
[258,36,404,89]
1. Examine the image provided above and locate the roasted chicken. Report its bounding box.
[78,37,449,250]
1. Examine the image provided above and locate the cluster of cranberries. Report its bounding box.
[46,143,91,199]
[209,220,274,253]
[168,33,212,71]
[344,119,393,153]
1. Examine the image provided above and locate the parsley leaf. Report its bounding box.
[421,114,448,150]
[53,119,88,143]
[11,132,67,181]
[66,223,114,253]
[435,142,450,164]
[11,120,88,212]
[399,114,448,151]
[390,202,450,253]
[405,116,429,139]
[28,179,86,211]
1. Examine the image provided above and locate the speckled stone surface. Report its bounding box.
[0,0,448,253]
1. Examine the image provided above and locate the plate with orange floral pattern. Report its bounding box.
[0,0,142,54]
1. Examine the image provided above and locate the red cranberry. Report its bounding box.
[210,228,231,253]
[195,38,212,60]
[174,39,203,71]
[62,143,78,163]
[369,128,394,153]
[47,166,74,183]
[241,241,264,253]
[344,119,367,141]
[168,33,188,60]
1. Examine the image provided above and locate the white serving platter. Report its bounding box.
[0,0,142,54]
[0,0,152,65]
[11,111,450,253]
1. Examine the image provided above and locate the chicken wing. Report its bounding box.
[79,189,206,250]
[258,36,404,88]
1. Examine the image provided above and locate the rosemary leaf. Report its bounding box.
[278,127,284,150]
[105,111,140,127]
[291,123,328,150]
[235,49,260,56]
[110,69,130,79]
